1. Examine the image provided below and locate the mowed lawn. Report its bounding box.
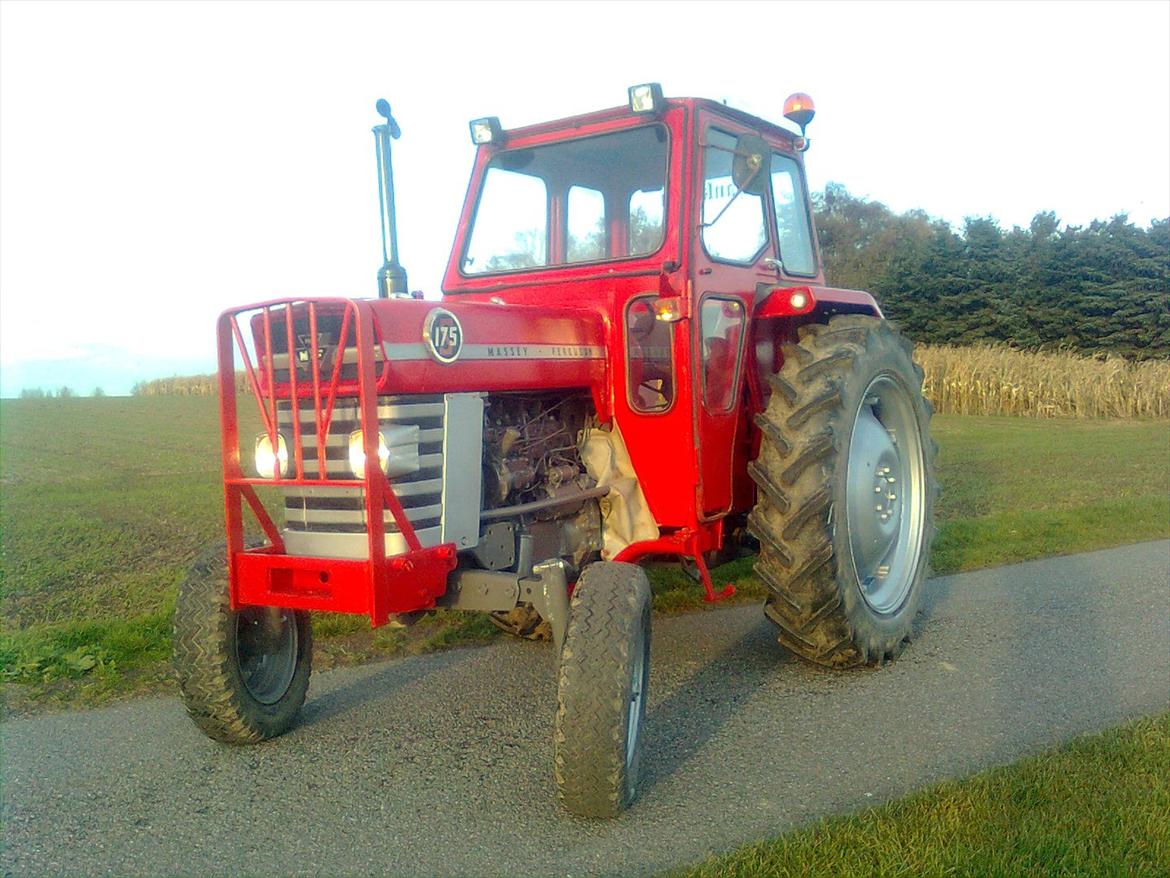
[677,712,1170,878]
[1,396,1168,705]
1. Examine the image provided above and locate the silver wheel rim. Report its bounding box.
[845,373,926,615]
[235,607,299,705]
[625,621,648,769]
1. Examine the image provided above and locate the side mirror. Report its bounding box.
[732,134,771,196]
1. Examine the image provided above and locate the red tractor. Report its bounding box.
[174,85,937,818]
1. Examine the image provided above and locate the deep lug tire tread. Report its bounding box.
[748,315,938,669]
[172,544,312,744]
[554,561,651,818]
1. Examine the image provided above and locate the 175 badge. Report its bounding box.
[422,308,464,364]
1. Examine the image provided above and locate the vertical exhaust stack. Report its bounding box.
[373,99,408,298]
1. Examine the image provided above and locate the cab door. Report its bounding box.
[691,112,779,518]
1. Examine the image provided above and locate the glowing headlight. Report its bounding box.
[254,433,289,479]
[348,425,421,479]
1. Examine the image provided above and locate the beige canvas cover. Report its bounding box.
[580,424,659,559]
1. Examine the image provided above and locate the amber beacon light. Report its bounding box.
[783,93,816,134]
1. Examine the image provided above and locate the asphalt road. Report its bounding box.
[3,541,1168,878]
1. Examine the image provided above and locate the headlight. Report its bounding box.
[348,425,420,479]
[254,433,289,479]
[628,82,664,114]
[468,116,502,145]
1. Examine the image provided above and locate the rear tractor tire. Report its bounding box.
[554,561,651,818]
[749,315,938,668]
[173,544,312,743]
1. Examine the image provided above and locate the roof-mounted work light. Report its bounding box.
[628,82,665,114]
[469,116,503,145]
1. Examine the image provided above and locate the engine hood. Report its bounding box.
[363,297,608,396]
[244,296,611,416]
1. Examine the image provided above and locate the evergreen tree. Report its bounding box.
[813,185,1169,357]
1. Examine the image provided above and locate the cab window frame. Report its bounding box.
[457,123,672,279]
[623,293,678,415]
[698,125,772,267]
[768,150,819,278]
[698,294,748,415]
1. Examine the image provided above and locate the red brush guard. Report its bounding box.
[217,297,457,627]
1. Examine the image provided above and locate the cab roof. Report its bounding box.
[496,97,801,146]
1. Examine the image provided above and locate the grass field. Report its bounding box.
[1,396,1168,710]
[677,712,1170,877]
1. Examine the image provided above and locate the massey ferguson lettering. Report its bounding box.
[486,345,528,358]
[480,344,601,359]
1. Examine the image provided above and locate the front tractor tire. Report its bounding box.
[173,545,312,744]
[749,315,937,669]
[554,562,651,818]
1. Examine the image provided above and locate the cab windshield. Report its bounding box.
[462,125,668,275]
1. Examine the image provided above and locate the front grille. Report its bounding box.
[277,394,446,546]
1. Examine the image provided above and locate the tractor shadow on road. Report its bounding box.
[297,648,478,729]
[640,615,797,796]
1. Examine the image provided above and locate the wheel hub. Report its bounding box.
[873,452,900,527]
[235,607,298,705]
[626,623,647,769]
[845,375,926,615]
[848,406,902,576]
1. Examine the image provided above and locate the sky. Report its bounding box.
[1,0,1168,396]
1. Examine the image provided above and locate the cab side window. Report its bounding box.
[770,154,817,276]
[626,296,675,413]
[700,297,745,412]
[701,129,768,263]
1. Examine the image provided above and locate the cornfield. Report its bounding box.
[131,346,1170,419]
[915,344,1170,419]
[131,373,249,397]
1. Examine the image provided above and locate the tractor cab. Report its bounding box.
[441,87,843,537]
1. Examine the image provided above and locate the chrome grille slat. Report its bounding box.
[283,526,443,556]
[281,479,443,500]
[282,454,443,480]
[287,503,443,526]
[296,427,446,449]
[277,399,445,425]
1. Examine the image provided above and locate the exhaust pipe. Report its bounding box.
[373,99,408,298]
